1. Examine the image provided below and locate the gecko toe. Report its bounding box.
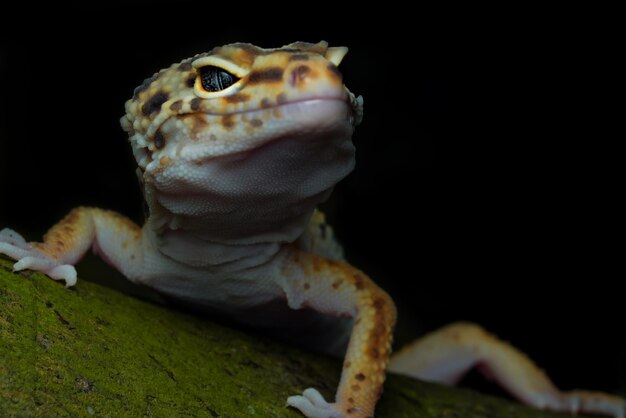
[49,265,77,287]
[302,388,331,407]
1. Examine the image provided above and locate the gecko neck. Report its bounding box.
[142,125,356,248]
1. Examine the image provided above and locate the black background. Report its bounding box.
[1,6,622,399]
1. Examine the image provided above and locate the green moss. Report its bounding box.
[0,257,323,417]
[0,257,602,417]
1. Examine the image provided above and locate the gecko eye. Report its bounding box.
[199,66,240,92]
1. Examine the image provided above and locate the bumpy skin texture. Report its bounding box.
[1,42,624,418]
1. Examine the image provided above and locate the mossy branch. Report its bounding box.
[0,257,597,417]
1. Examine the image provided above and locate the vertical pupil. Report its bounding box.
[200,66,236,92]
[219,71,234,89]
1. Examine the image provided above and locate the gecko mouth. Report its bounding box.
[187,91,362,126]
[256,97,354,126]
[168,95,361,163]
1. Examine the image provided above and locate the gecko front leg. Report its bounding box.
[0,207,143,286]
[279,248,396,418]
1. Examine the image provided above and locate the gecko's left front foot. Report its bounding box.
[287,388,347,418]
[0,228,77,286]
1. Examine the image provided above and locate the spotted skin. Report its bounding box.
[120,41,359,176]
[280,249,396,417]
[1,42,624,418]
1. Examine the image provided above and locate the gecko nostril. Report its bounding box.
[289,65,312,87]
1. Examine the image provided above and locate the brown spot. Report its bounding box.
[225,93,250,103]
[248,67,283,84]
[190,97,202,111]
[260,98,271,108]
[159,156,170,166]
[351,384,361,391]
[290,65,312,86]
[370,347,380,359]
[56,240,64,247]
[355,373,366,381]
[169,100,183,112]
[193,114,208,127]
[141,91,169,116]
[373,298,386,311]
[302,283,310,290]
[353,274,365,290]
[332,280,342,289]
[154,129,165,149]
[186,74,196,87]
[189,114,208,139]
[347,407,357,414]
[289,54,310,61]
[372,322,386,340]
[348,398,354,404]
[221,115,235,129]
[344,360,351,369]
[249,118,263,128]
[276,93,287,105]
[232,50,257,67]
[327,62,343,81]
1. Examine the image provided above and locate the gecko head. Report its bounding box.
[121,41,362,176]
[120,42,362,231]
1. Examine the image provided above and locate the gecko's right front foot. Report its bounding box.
[0,228,77,286]
[287,388,347,418]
